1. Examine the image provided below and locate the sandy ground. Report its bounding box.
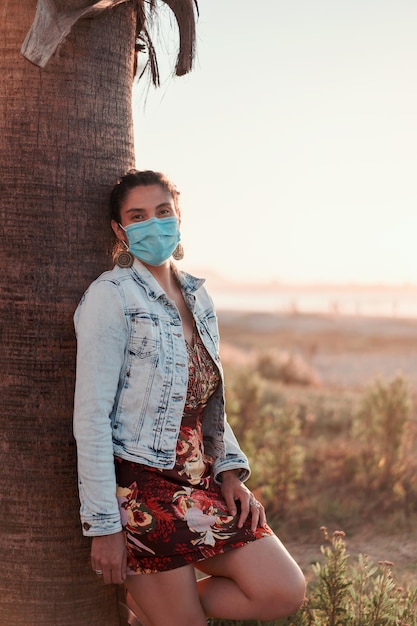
[284,527,417,588]
[218,310,417,389]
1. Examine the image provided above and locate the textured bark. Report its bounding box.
[0,1,136,624]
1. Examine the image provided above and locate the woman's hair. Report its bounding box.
[109,169,180,223]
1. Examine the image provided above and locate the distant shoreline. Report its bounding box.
[211,281,417,292]
[194,267,417,292]
[209,285,417,320]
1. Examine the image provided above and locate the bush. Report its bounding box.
[225,364,417,532]
[256,351,321,387]
[352,375,414,494]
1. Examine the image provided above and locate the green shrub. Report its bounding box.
[250,405,304,518]
[352,375,412,492]
[224,364,417,531]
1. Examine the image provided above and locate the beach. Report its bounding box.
[218,309,417,389]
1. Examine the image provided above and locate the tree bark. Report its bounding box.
[0,1,136,624]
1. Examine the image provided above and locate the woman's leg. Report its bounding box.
[124,535,305,624]
[124,564,207,626]
[196,535,306,621]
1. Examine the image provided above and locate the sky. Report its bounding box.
[133,0,417,286]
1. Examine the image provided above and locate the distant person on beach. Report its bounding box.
[73,169,305,626]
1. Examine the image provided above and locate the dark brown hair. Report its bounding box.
[109,169,180,223]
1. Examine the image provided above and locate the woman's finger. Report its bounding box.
[249,496,267,532]
[237,492,251,528]
[259,503,267,528]
[221,483,238,517]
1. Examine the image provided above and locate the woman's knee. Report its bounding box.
[255,536,306,616]
[262,562,306,619]
[282,565,306,614]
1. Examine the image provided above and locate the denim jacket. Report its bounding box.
[73,260,250,536]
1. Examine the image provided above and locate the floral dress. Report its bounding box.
[115,328,273,574]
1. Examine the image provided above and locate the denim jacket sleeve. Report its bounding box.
[73,278,126,537]
[213,418,251,484]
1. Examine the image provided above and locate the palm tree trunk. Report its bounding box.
[0,1,136,624]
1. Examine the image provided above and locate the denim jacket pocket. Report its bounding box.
[128,312,160,358]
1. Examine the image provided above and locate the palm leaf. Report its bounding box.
[135,0,198,85]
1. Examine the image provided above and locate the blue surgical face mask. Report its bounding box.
[121,216,180,266]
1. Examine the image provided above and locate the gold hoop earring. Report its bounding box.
[116,241,134,268]
[172,243,184,261]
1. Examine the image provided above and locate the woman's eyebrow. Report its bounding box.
[125,203,173,213]
[156,202,174,209]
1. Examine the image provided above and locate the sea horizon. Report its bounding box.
[206,281,417,320]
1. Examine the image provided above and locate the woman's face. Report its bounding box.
[111,184,179,242]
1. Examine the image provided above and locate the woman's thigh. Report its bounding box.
[195,535,306,619]
[125,564,207,626]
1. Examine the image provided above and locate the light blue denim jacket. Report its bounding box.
[73,259,250,537]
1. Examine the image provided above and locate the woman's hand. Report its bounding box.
[91,531,127,585]
[220,470,266,532]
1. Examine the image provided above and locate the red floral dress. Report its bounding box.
[115,328,273,574]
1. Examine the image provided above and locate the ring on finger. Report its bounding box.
[249,497,260,508]
[94,569,103,576]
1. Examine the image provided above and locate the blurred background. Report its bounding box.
[133,0,417,317]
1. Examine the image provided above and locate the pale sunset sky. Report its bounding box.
[133,0,417,287]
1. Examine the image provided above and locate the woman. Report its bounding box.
[73,169,305,626]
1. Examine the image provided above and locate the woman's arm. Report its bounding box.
[73,279,127,536]
[213,418,251,483]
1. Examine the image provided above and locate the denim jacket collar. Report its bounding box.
[130,259,206,303]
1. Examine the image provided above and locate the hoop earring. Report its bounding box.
[116,241,134,268]
[172,243,184,261]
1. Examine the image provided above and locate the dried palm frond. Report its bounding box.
[135,0,198,85]
[23,0,198,82]
[135,28,160,86]
[161,0,198,76]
